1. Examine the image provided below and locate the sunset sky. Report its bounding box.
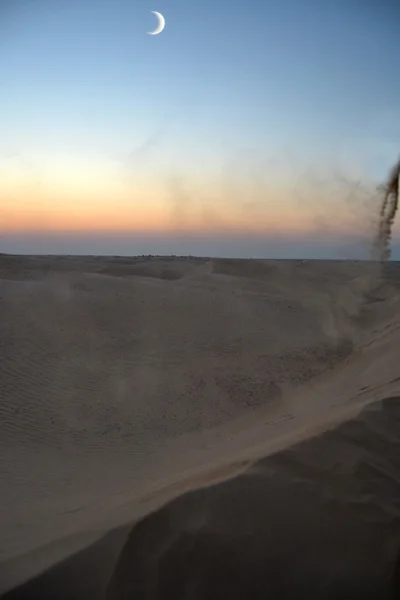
[1,0,400,257]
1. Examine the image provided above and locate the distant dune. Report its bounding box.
[1,255,400,598]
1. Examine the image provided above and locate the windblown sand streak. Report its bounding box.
[373,158,400,262]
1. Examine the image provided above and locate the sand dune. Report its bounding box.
[1,255,400,598]
[105,397,400,600]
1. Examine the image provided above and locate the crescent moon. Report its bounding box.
[147,11,165,35]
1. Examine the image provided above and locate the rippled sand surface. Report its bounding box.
[1,255,400,598]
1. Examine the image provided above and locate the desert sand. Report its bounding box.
[0,250,400,599]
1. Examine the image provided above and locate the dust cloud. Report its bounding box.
[373,158,400,262]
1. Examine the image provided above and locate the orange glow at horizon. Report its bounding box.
[0,166,362,237]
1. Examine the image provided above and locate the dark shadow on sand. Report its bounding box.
[4,397,400,599]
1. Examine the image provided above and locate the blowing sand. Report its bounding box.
[0,252,400,599]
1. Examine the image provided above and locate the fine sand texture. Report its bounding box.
[1,255,400,598]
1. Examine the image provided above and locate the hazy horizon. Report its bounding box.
[1,231,399,261]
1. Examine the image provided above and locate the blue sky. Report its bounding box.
[0,0,399,257]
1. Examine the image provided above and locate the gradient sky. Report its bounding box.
[1,0,400,257]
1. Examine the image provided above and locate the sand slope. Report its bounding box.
[1,256,400,598]
[105,397,400,600]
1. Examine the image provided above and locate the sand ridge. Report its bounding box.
[1,255,400,598]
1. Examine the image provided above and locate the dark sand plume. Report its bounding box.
[373,158,400,262]
[1,163,400,599]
